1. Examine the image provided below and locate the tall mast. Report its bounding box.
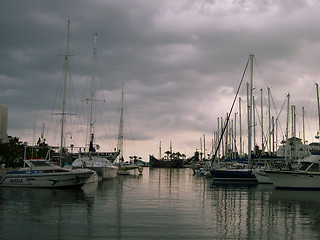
[217,117,220,158]
[60,20,70,166]
[118,83,125,162]
[88,33,98,157]
[234,112,237,159]
[247,82,251,163]
[291,105,296,159]
[248,54,254,165]
[260,89,264,155]
[239,97,242,157]
[285,93,290,161]
[302,106,306,156]
[203,134,206,160]
[200,137,203,160]
[253,96,256,155]
[268,87,271,154]
[272,116,275,154]
[225,113,229,158]
[316,83,320,138]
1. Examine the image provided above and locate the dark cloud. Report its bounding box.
[2,0,320,160]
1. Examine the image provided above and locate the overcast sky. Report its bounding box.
[2,0,320,161]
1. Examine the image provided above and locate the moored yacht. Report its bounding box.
[72,156,118,180]
[0,159,93,188]
[265,154,320,189]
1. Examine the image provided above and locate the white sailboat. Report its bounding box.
[0,21,94,188]
[116,83,143,175]
[72,33,118,180]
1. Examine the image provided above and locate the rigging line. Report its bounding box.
[211,55,250,165]
[274,95,288,140]
[305,109,317,142]
[123,92,138,156]
[46,57,66,145]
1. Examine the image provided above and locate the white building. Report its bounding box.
[277,137,309,159]
[0,105,9,143]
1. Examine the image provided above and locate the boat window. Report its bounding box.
[307,163,319,172]
[299,162,312,171]
[31,161,52,167]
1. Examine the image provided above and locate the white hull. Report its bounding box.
[253,170,272,184]
[88,166,118,180]
[72,156,118,180]
[266,170,320,189]
[0,169,92,188]
[86,171,99,183]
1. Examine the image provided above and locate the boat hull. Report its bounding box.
[0,170,92,188]
[118,165,143,175]
[253,169,272,184]
[72,156,118,180]
[87,167,118,180]
[149,155,185,168]
[210,169,257,182]
[266,170,320,190]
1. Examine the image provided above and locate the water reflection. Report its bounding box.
[209,181,320,239]
[1,168,320,239]
[0,185,97,240]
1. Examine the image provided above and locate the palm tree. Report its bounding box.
[165,151,171,160]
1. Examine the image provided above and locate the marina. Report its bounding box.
[3,2,320,239]
[1,167,320,239]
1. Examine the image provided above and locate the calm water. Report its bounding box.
[1,167,320,240]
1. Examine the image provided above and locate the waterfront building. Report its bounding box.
[0,105,8,143]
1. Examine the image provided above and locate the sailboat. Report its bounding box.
[0,21,94,188]
[116,83,143,175]
[210,54,257,183]
[72,33,118,180]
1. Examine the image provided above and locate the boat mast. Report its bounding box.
[217,117,220,158]
[60,20,70,166]
[285,93,290,161]
[248,54,254,165]
[117,83,125,163]
[292,105,296,159]
[239,97,242,157]
[247,82,251,163]
[302,106,306,156]
[253,96,256,155]
[203,134,206,160]
[260,89,264,155]
[87,33,99,160]
[272,116,275,154]
[268,87,271,155]
[234,112,237,159]
[210,55,250,166]
[316,83,320,138]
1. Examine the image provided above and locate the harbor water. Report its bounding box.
[1,167,320,239]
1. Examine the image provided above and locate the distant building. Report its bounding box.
[277,137,309,159]
[0,105,9,143]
